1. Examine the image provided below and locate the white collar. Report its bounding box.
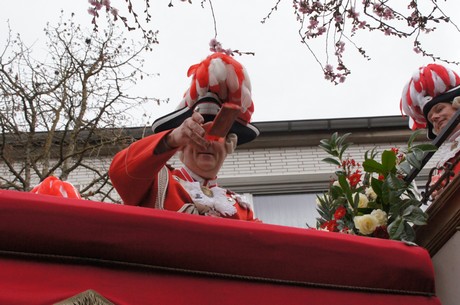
[180,166,218,187]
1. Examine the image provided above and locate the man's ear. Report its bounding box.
[225,133,238,154]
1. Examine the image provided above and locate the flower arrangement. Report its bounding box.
[315,132,437,242]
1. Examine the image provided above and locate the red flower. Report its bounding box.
[334,205,347,220]
[321,220,338,232]
[372,226,389,239]
[348,171,362,188]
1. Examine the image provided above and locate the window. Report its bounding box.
[253,193,320,228]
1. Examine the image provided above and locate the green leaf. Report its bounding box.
[353,192,360,209]
[319,140,332,151]
[335,197,348,207]
[380,182,390,206]
[320,132,353,160]
[388,217,404,240]
[364,148,378,161]
[381,150,397,172]
[403,206,428,225]
[388,190,404,207]
[398,161,412,176]
[407,129,424,147]
[401,222,416,242]
[357,207,375,214]
[400,198,417,211]
[385,173,406,190]
[322,157,341,167]
[338,174,353,206]
[317,208,332,221]
[331,132,339,142]
[411,149,427,164]
[411,143,438,152]
[330,185,343,199]
[339,143,351,160]
[316,194,327,205]
[370,178,383,198]
[363,159,386,174]
[336,132,351,146]
[405,153,422,169]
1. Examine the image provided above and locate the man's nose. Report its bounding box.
[431,112,441,122]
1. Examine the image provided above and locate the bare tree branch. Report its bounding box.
[0,12,159,201]
[89,0,459,84]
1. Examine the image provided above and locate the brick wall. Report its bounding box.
[0,140,442,201]
[219,141,440,178]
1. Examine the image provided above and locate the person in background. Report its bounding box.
[109,53,260,221]
[400,63,460,199]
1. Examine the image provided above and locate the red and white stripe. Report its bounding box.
[179,52,254,125]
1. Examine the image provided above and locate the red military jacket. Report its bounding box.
[109,130,257,221]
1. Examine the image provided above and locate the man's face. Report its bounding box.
[427,102,458,135]
[180,140,228,179]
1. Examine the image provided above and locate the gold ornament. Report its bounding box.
[201,186,214,197]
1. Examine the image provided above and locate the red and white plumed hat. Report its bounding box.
[400,63,460,139]
[30,176,82,199]
[152,52,259,145]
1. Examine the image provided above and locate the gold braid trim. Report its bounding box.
[155,166,169,210]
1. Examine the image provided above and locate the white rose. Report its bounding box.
[365,187,377,201]
[353,215,379,235]
[356,193,369,208]
[370,209,388,226]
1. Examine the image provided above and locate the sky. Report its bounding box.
[1,0,460,125]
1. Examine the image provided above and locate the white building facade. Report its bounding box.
[2,115,441,228]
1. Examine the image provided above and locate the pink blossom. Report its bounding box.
[312,1,323,11]
[347,7,359,19]
[335,41,345,56]
[373,4,383,15]
[383,8,394,20]
[297,0,310,14]
[102,0,111,11]
[110,7,118,18]
[88,0,102,10]
[334,14,343,23]
[87,8,98,16]
[308,18,319,30]
[209,38,223,52]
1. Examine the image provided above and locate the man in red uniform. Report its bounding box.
[400,63,460,198]
[109,53,260,221]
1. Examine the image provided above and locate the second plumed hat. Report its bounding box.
[400,63,460,139]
